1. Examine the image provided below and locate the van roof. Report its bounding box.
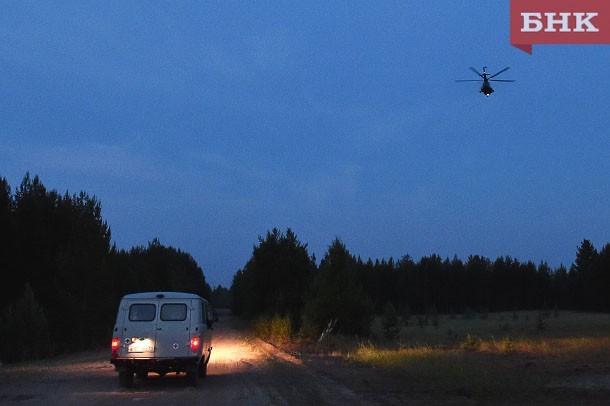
[121,292,207,301]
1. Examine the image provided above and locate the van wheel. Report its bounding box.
[198,360,207,378]
[186,367,198,387]
[119,371,134,388]
[136,370,148,380]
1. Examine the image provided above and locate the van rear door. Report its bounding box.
[122,300,158,357]
[154,300,191,358]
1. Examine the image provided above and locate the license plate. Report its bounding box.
[128,345,154,353]
[128,340,154,353]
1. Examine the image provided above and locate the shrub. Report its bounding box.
[382,302,400,339]
[500,337,515,353]
[270,314,292,345]
[252,314,293,346]
[252,316,271,341]
[460,334,482,351]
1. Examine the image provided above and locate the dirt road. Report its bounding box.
[9,311,607,405]
[0,311,376,405]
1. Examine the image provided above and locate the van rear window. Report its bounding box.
[129,304,156,321]
[161,303,187,321]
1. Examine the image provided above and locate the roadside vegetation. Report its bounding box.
[345,310,610,402]
[233,228,609,344]
[232,229,610,402]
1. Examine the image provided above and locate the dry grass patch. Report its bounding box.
[348,343,542,401]
[343,311,610,402]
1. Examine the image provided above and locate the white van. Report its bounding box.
[110,292,213,387]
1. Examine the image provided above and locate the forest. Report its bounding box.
[1,173,608,362]
[0,174,212,362]
[231,231,610,340]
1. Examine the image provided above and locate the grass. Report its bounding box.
[349,343,546,400]
[343,311,610,403]
[251,314,293,346]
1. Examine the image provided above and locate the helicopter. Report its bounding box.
[456,66,515,96]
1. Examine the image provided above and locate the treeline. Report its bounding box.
[357,240,609,314]
[2,172,608,360]
[231,228,610,339]
[0,174,212,363]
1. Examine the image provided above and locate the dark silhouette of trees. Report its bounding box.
[231,228,314,329]
[592,244,610,311]
[573,239,598,273]
[0,174,213,362]
[109,239,212,301]
[550,264,569,309]
[569,240,610,312]
[2,172,609,360]
[211,285,231,308]
[381,301,400,339]
[0,177,16,308]
[4,173,113,348]
[568,239,598,309]
[463,255,492,311]
[353,252,577,317]
[302,238,373,336]
[0,284,52,362]
[231,231,610,341]
[52,190,113,347]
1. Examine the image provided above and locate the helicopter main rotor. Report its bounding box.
[458,66,514,82]
[455,66,515,96]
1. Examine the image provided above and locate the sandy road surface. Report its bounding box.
[9,311,606,405]
[0,311,374,405]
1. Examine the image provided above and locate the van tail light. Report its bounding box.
[190,336,200,353]
[111,337,120,357]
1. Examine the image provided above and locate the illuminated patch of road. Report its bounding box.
[207,335,265,376]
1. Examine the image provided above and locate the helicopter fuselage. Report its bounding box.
[480,79,494,96]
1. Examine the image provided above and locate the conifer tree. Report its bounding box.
[302,238,373,336]
[0,284,52,363]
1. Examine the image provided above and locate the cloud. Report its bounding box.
[291,164,363,212]
[2,141,160,182]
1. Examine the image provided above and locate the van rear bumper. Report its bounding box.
[111,356,199,373]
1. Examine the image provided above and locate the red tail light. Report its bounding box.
[190,336,200,353]
[111,337,120,352]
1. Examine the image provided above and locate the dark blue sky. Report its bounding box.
[2,2,608,287]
